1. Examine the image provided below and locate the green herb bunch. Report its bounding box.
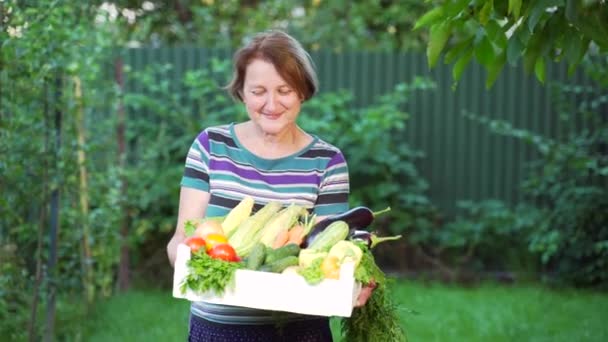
[343,245,407,342]
[180,251,243,295]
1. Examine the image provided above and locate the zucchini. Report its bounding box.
[265,243,301,264]
[260,256,299,273]
[245,242,266,270]
[307,220,349,252]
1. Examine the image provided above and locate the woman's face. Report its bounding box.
[242,59,302,135]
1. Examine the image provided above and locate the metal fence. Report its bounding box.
[119,47,599,214]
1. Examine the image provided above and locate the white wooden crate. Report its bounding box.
[172,244,361,317]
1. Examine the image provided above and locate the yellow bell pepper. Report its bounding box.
[321,255,341,279]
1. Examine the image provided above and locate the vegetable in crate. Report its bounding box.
[180,250,243,296]
[228,201,281,257]
[320,255,340,279]
[194,219,225,239]
[207,243,240,262]
[265,243,300,264]
[303,206,391,247]
[328,240,363,267]
[184,237,206,253]
[204,233,228,251]
[306,220,349,251]
[298,249,328,268]
[222,196,255,237]
[245,242,266,270]
[184,217,224,237]
[258,203,307,248]
[341,243,407,342]
[297,257,325,285]
[349,230,402,249]
[259,255,299,273]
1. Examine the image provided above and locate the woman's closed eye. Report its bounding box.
[278,87,293,95]
[250,87,293,95]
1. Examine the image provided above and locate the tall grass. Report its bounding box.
[84,281,608,341]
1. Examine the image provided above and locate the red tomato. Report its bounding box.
[204,233,228,251]
[184,237,206,253]
[207,244,239,262]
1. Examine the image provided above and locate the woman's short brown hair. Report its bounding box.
[226,30,318,102]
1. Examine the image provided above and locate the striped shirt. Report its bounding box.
[180,123,350,324]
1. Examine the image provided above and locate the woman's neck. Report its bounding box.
[237,121,308,159]
[251,122,299,146]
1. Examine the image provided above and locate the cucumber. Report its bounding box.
[260,256,299,273]
[245,242,266,270]
[265,243,301,264]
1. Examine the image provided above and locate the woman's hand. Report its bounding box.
[355,280,377,307]
[167,187,210,267]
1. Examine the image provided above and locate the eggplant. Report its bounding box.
[302,206,391,248]
[349,229,402,249]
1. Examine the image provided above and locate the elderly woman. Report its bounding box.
[167,30,368,342]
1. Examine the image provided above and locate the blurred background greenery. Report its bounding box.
[1,1,607,341]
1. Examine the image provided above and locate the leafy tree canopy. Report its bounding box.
[414,0,608,87]
[95,0,431,51]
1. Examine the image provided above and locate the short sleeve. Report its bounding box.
[180,130,211,192]
[314,151,350,216]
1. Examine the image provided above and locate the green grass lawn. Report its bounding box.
[84,281,608,342]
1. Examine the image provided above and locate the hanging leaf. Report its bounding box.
[534,57,546,84]
[528,0,564,32]
[444,37,473,64]
[413,7,444,30]
[485,19,508,47]
[507,34,524,66]
[453,49,474,81]
[474,35,496,67]
[564,0,579,22]
[478,0,494,26]
[427,22,452,67]
[486,51,506,89]
[509,0,522,19]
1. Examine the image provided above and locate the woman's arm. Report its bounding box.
[167,187,210,267]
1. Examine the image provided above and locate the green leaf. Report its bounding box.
[534,57,546,84]
[453,49,474,81]
[527,0,561,32]
[445,0,471,17]
[479,0,494,26]
[523,30,543,73]
[444,37,474,64]
[507,34,524,66]
[565,0,579,22]
[563,30,584,65]
[475,35,496,67]
[578,11,608,48]
[427,22,452,67]
[486,51,507,88]
[509,0,523,18]
[486,19,508,47]
[413,7,444,30]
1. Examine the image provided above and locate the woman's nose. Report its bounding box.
[264,93,278,112]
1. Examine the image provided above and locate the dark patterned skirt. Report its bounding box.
[188,314,333,342]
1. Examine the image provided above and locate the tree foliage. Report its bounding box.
[415,0,608,87]
[99,0,430,51]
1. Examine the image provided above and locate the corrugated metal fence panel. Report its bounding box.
[120,48,597,215]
